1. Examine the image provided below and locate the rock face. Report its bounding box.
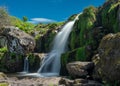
[93,33,120,83]
[0,26,36,72]
[67,61,94,78]
[0,26,35,55]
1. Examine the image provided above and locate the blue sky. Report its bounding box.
[0,0,105,23]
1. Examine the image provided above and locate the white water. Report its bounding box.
[23,57,29,73]
[37,14,80,77]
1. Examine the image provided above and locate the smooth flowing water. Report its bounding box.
[37,14,80,77]
[23,57,29,73]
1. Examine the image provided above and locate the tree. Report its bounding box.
[23,16,28,22]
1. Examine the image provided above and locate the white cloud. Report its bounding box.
[28,18,57,24]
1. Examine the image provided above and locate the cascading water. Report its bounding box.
[37,14,80,77]
[23,57,29,72]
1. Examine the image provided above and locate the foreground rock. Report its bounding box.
[59,78,102,86]
[0,73,102,86]
[67,61,94,78]
[0,72,7,80]
[0,76,61,86]
[93,33,120,83]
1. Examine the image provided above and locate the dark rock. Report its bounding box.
[66,61,94,78]
[74,79,88,84]
[59,78,74,86]
[28,53,46,72]
[93,33,120,83]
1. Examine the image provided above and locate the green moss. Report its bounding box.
[70,31,76,49]
[61,53,69,66]
[28,53,35,65]
[0,47,8,53]
[76,46,86,61]
[0,47,8,60]
[101,1,120,33]
[69,6,97,50]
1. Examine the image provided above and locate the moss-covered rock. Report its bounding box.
[60,46,92,75]
[60,6,98,75]
[28,53,45,72]
[100,0,120,33]
[93,33,120,84]
[61,0,120,77]
[69,6,97,50]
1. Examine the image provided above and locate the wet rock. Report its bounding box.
[28,53,46,72]
[67,61,94,78]
[93,33,120,83]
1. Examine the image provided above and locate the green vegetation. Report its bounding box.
[10,16,35,33]
[0,47,8,72]
[75,46,86,61]
[0,47,8,59]
[22,16,28,22]
[0,83,8,86]
[101,1,120,33]
[34,22,64,52]
[69,6,97,50]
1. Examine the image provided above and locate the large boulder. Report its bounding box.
[0,26,35,55]
[66,61,94,78]
[93,33,120,83]
[0,26,36,72]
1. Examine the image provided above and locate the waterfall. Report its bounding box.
[24,57,29,72]
[37,14,80,76]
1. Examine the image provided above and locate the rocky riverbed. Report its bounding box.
[0,72,102,86]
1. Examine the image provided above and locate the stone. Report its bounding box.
[0,72,7,80]
[93,33,120,83]
[0,26,35,55]
[0,26,36,72]
[74,79,88,84]
[66,61,94,78]
[59,78,74,86]
[28,53,46,72]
